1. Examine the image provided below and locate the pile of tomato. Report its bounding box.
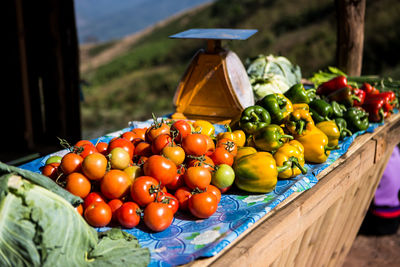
[41,116,238,232]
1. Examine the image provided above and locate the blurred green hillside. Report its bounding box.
[80,0,400,139]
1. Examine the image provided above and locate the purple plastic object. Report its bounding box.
[374,146,400,207]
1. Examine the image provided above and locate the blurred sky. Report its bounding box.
[75,0,213,44]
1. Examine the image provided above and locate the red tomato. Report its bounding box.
[134,141,152,157]
[82,153,108,180]
[41,162,60,179]
[122,131,136,142]
[188,192,218,219]
[143,202,174,232]
[117,202,141,228]
[151,134,174,155]
[84,192,105,210]
[206,185,221,203]
[174,186,192,211]
[143,155,177,185]
[75,140,94,148]
[101,170,131,200]
[166,165,186,191]
[131,128,147,140]
[157,192,179,214]
[96,142,108,156]
[60,153,83,175]
[181,134,207,156]
[216,138,237,156]
[171,120,192,143]
[108,199,123,222]
[184,166,211,190]
[108,138,135,159]
[76,143,98,159]
[145,122,170,143]
[210,147,234,166]
[84,201,112,227]
[204,134,216,156]
[187,155,215,173]
[66,172,91,198]
[130,176,160,207]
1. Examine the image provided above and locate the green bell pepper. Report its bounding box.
[253,124,293,152]
[309,99,333,123]
[238,105,271,134]
[331,101,347,118]
[343,107,369,132]
[284,84,311,104]
[334,118,353,139]
[306,88,317,102]
[256,94,293,124]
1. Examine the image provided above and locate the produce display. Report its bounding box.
[35,68,398,237]
[9,59,400,266]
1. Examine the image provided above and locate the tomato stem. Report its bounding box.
[57,137,73,151]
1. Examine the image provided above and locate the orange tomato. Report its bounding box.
[100,170,131,200]
[143,155,177,185]
[82,153,108,180]
[131,127,147,140]
[162,145,185,166]
[66,172,91,198]
[184,166,211,190]
[60,153,83,175]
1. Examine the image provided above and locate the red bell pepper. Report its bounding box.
[362,97,387,122]
[365,92,397,113]
[360,82,379,96]
[316,76,348,95]
[352,87,366,106]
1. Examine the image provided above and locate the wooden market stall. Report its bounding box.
[189,112,400,267]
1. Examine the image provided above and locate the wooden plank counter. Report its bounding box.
[189,112,400,267]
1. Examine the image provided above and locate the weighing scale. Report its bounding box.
[170,28,257,123]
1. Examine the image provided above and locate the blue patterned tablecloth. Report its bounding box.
[19,116,387,267]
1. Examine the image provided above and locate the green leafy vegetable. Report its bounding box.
[0,164,150,267]
[0,161,82,206]
[309,66,400,92]
[246,54,302,100]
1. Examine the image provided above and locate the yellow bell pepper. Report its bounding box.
[217,125,246,147]
[274,140,307,179]
[285,109,315,137]
[292,103,310,111]
[316,121,340,147]
[233,152,279,193]
[193,120,215,136]
[234,146,257,163]
[295,125,338,164]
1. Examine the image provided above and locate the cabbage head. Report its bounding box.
[0,162,150,267]
[246,54,302,101]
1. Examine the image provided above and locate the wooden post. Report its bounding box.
[335,0,366,76]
